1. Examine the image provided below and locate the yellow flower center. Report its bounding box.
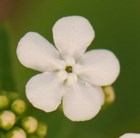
[65,66,73,73]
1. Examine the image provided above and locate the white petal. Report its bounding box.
[17,32,63,72]
[26,72,64,112]
[77,49,120,86]
[62,81,103,121]
[96,87,105,105]
[119,133,140,138]
[53,16,95,58]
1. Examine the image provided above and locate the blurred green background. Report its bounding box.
[0,0,140,137]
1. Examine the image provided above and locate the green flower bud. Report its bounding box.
[6,127,27,138]
[0,110,16,130]
[36,122,48,137]
[0,95,9,110]
[103,86,115,104]
[11,99,26,115]
[22,116,38,134]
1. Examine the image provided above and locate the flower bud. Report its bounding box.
[6,127,27,138]
[36,122,48,137]
[0,95,9,110]
[0,110,16,130]
[11,99,26,115]
[22,116,38,134]
[103,86,115,104]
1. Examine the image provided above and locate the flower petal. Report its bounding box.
[76,49,120,86]
[26,72,64,112]
[62,81,103,121]
[96,87,105,105]
[17,32,62,72]
[119,133,140,138]
[53,16,95,58]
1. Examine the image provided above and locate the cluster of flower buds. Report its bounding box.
[0,91,48,138]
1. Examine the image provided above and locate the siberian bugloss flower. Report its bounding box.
[119,133,140,138]
[17,16,120,121]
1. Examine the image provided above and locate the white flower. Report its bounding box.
[119,133,140,138]
[17,16,120,121]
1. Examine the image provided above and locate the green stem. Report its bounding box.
[0,25,16,91]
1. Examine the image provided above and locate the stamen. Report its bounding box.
[65,66,73,73]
